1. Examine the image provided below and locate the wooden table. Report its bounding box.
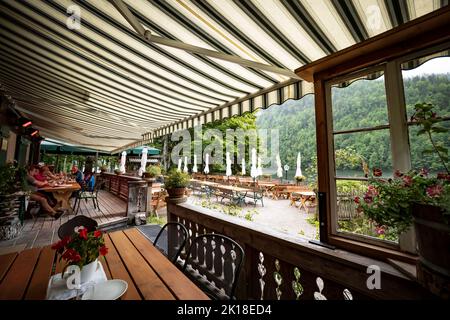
[39,183,80,213]
[292,191,316,211]
[0,228,209,300]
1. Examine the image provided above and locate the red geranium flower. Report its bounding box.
[394,169,403,178]
[426,185,443,198]
[402,176,413,187]
[94,230,102,238]
[79,228,88,240]
[99,246,108,256]
[62,248,81,262]
[373,168,382,177]
[354,196,360,204]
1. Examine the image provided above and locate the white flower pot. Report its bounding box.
[80,259,100,284]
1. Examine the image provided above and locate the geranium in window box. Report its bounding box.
[355,103,449,298]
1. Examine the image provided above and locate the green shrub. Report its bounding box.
[164,170,190,189]
[146,165,162,177]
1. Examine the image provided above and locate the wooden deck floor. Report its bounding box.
[0,190,127,253]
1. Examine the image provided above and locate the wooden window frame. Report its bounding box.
[296,6,450,263]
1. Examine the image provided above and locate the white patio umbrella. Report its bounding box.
[138,147,148,177]
[250,148,257,178]
[119,151,126,174]
[225,152,232,177]
[177,158,182,172]
[192,154,198,173]
[295,152,303,177]
[204,153,210,174]
[257,156,263,177]
[183,156,188,173]
[276,153,283,178]
[241,158,246,175]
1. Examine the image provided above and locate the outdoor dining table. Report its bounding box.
[292,191,316,211]
[38,182,80,214]
[0,228,209,300]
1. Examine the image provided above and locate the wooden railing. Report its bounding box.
[167,200,432,300]
[100,173,142,202]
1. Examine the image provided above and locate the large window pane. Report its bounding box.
[335,179,399,243]
[334,130,392,178]
[331,73,389,132]
[402,54,450,119]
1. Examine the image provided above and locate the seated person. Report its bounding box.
[26,165,63,219]
[33,165,47,182]
[84,172,95,192]
[71,165,84,185]
[41,165,58,181]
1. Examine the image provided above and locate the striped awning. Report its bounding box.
[0,0,446,152]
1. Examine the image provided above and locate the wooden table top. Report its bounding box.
[39,182,81,192]
[0,228,209,300]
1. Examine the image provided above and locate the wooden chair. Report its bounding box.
[182,233,244,300]
[58,215,98,239]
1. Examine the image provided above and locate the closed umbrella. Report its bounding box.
[183,156,188,173]
[192,154,198,173]
[226,152,232,177]
[177,158,182,172]
[295,152,303,177]
[276,153,283,178]
[138,147,148,177]
[250,148,257,178]
[257,156,263,177]
[119,151,126,174]
[241,158,246,175]
[204,153,210,174]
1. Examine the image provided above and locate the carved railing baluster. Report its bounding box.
[258,252,266,300]
[292,267,304,300]
[314,277,327,300]
[273,259,283,300]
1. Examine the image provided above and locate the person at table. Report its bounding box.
[71,165,84,185]
[26,165,63,219]
[41,165,58,181]
[33,164,48,182]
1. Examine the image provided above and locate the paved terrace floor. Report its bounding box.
[0,190,129,253]
[187,194,318,240]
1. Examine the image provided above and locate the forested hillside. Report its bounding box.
[256,74,450,179]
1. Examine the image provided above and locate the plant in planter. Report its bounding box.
[355,102,449,297]
[295,175,306,184]
[164,170,190,198]
[114,168,121,175]
[100,165,108,173]
[52,228,108,284]
[144,165,161,179]
[0,163,28,240]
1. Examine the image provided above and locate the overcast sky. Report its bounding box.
[402,57,450,78]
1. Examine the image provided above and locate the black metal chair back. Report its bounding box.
[153,222,189,264]
[182,233,244,300]
[58,215,98,239]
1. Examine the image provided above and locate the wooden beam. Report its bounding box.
[295,5,450,82]
[110,0,301,79]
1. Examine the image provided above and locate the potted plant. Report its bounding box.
[355,103,449,297]
[164,170,190,198]
[114,168,121,175]
[295,175,306,185]
[144,165,161,180]
[0,163,28,240]
[51,227,108,284]
[100,165,108,173]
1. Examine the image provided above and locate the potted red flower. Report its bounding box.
[51,227,108,284]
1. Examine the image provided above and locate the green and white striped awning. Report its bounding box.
[0,0,447,152]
